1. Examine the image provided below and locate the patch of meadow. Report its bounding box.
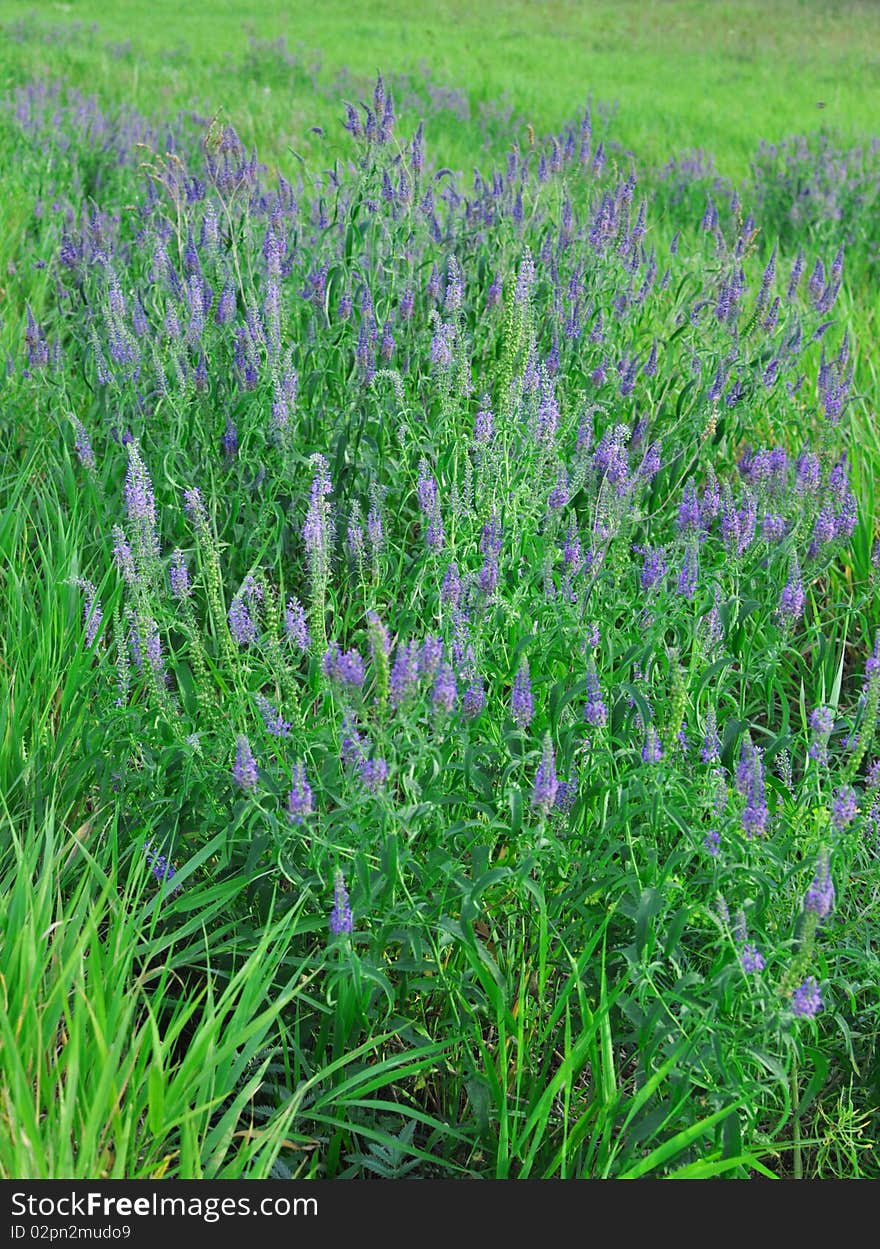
[1,25,879,1181]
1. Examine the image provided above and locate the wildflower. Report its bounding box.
[701,707,721,764]
[75,578,102,647]
[432,663,457,713]
[778,553,805,622]
[554,779,578,813]
[323,643,366,689]
[791,976,823,1018]
[703,829,721,855]
[462,678,486,719]
[741,945,765,974]
[329,869,353,936]
[532,735,558,814]
[359,756,389,791]
[143,842,179,891]
[831,785,858,831]
[677,542,699,600]
[808,706,834,764]
[642,726,663,764]
[255,694,291,738]
[736,738,768,837]
[287,763,314,823]
[804,851,834,918]
[169,550,190,599]
[228,594,257,646]
[233,736,258,792]
[584,663,607,727]
[285,597,309,649]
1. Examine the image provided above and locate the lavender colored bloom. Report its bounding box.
[584,663,607,727]
[75,578,102,647]
[303,454,333,580]
[741,945,765,974]
[831,784,858,831]
[169,549,190,600]
[736,739,768,837]
[548,468,569,511]
[414,636,442,682]
[323,643,366,689]
[532,735,558,814]
[804,851,835,918]
[143,842,179,891]
[791,976,822,1018]
[677,543,699,600]
[808,705,834,764]
[554,779,578,813]
[285,597,309,649]
[360,756,389,791]
[778,553,805,622]
[287,762,314,824]
[441,561,461,608]
[255,693,291,737]
[642,726,663,764]
[473,401,495,444]
[432,663,457,713]
[462,678,486,718]
[511,659,534,729]
[390,641,421,708]
[233,735,258,792]
[701,707,721,764]
[71,417,96,470]
[703,829,721,855]
[329,869,353,936]
[637,545,667,593]
[228,595,257,646]
[677,480,701,534]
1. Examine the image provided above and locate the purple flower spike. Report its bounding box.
[740,944,765,974]
[233,735,258,793]
[329,869,353,936]
[791,976,823,1018]
[532,735,558,814]
[287,762,314,824]
[511,659,534,729]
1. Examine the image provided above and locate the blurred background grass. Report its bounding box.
[1,0,878,175]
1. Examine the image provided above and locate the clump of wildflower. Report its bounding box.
[329,869,353,936]
[233,735,258,792]
[778,552,805,622]
[790,976,823,1018]
[287,762,314,823]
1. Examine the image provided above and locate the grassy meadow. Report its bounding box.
[1,2,879,1181]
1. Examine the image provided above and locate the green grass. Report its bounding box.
[1,1,878,174]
